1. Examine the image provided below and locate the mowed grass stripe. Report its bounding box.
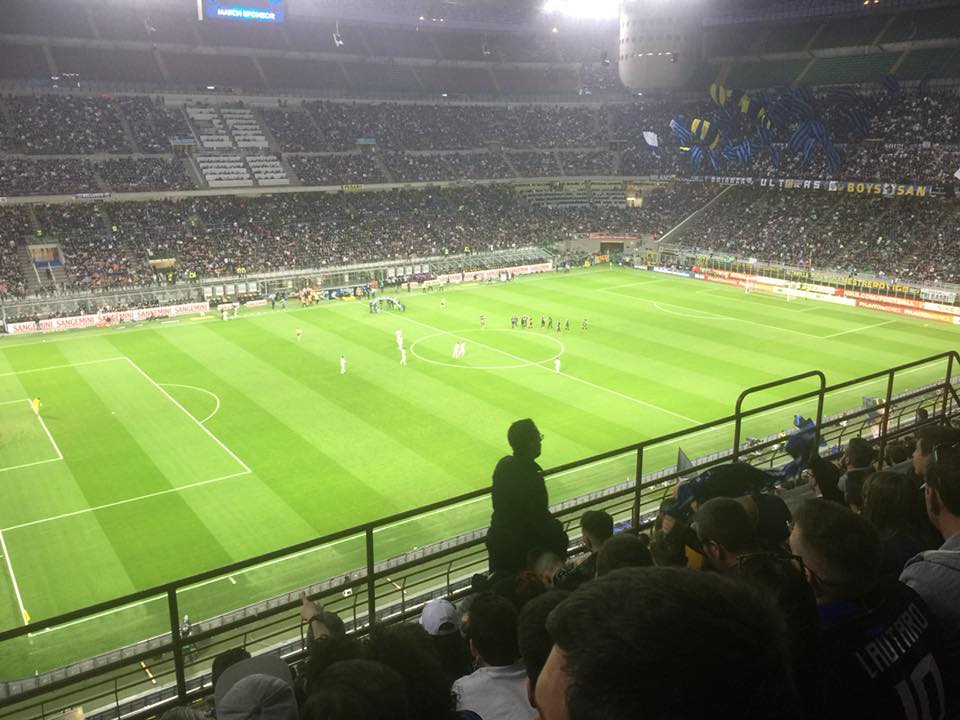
[296,308,649,462]
[104,331,322,561]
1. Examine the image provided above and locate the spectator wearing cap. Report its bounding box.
[534,567,801,720]
[214,655,298,720]
[789,499,947,720]
[420,598,472,683]
[453,594,533,720]
[839,438,875,512]
[901,442,960,707]
[486,419,567,576]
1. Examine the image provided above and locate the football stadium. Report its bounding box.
[1,0,959,718]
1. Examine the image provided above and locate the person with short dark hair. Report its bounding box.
[517,590,569,710]
[485,419,567,576]
[901,442,960,710]
[695,498,822,718]
[363,623,457,720]
[839,438,875,512]
[300,659,409,720]
[534,567,800,720]
[596,532,652,576]
[452,594,532,720]
[861,471,939,577]
[912,426,960,480]
[575,510,613,579]
[789,499,946,720]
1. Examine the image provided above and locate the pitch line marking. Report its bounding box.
[401,316,701,426]
[3,470,252,533]
[0,357,127,378]
[159,384,222,425]
[27,531,358,634]
[820,320,896,339]
[124,358,250,474]
[409,329,565,370]
[0,529,28,626]
[0,400,63,474]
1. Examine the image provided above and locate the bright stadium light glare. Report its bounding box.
[541,0,620,20]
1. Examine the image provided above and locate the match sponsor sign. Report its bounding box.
[5,302,209,335]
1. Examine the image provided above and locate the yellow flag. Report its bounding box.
[31,398,41,415]
[21,608,30,624]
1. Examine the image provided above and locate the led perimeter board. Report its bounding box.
[198,0,286,23]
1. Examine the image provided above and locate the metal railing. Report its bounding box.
[1,351,959,719]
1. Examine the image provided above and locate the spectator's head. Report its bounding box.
[596,532,653,576]
[362,623,454,720]
[694,497,760,571]
[299,660,408,720]
[518,590,570,708]
[788,499,881,603]
[531,550,565,588]
[465,593,520,667]
[844,437,874,469]
[160,709,205,720]
[214,656,297,720]
[924,441,960,540]
[536,568,799,720]
[419,598,459,636]
[884,440,910,466]
[303,635,362,695]
[212,647,251,688]
[862,470,925,537]
[508,418,542,459]
[579,510,613,553]
[807,453,843,504]
[492,569,547,610]
[913,425,960,479]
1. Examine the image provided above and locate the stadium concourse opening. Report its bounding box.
[1,0,960,717]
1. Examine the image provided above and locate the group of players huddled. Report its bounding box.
[509,314,587,331]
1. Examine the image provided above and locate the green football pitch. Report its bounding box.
[0,265,956,678]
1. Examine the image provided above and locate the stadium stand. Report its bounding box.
[5,5,960,720]
[678,187,960,284]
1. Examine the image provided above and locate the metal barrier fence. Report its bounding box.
[1,351,958,720]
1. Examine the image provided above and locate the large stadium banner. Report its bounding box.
[682,175,944,199]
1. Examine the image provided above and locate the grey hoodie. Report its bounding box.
[900,533,960,686]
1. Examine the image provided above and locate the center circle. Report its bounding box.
[409,328,565,370]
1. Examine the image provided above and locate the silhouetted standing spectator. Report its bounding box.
[485,419,567,576]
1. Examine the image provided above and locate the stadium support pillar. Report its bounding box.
[167,588,188,703]
[942,354,956,424]
[877,371,896,469]
[365,528,376,626]
[631,447,644,530]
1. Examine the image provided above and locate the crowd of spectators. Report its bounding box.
[288,154,386,185]
[159,418,960,720]
[682,187,960,284]
[1,94,959,196]
[0,207,30,298]
[0,184,712,294]
[96,158,192,193]
[0,158,101,195]
[384,152,515,183]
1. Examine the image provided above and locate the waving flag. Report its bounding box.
[643,131,659,148]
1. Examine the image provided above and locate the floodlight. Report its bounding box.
[542,0,620,20]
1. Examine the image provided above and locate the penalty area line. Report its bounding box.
[3,470,252,533]
[0,529,29,626]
